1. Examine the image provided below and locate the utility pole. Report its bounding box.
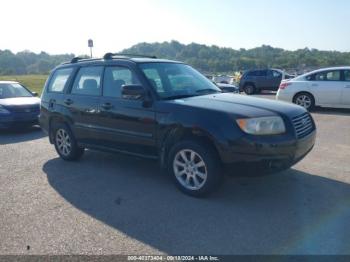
[88,39,93,58]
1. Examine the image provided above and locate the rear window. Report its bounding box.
[47,68,74,93]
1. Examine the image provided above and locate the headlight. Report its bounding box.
[0,105,10,114]
[236,116,286,135]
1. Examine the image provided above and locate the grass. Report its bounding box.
[0,75,48,95]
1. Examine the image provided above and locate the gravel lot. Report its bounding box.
[1,94,350,255]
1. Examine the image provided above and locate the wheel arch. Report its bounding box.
[48,114,74,144]
[159,126,221,170]
[243,81,256,88]
[293,91,316,105]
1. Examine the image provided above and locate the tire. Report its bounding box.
[244,84,255,95]
[52,122,84,161]
[293,92,315,111]
[167,140,222,197]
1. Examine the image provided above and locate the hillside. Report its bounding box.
[123,41,350,73]
[1,41,350,75]
[0,50,74,75]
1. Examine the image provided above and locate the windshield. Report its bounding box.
[139,63,221,100]
[0,83,33,99]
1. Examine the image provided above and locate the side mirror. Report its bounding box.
[32,92,38,97]
[121,84,146,100]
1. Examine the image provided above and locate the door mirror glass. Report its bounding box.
[121,84,145,100]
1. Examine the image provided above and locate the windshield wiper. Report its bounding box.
[163,94,198,100]
[195,89,221,94]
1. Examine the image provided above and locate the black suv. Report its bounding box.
[40,54,316,196]
[239,69,284,95]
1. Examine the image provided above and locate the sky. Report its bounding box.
[1,0,349,56]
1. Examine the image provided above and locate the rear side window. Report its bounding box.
[47,68,73,93]
[103,66,140,98]
[247,71,257,77]
[314,70,341,81]
[305,74,315,81]
[71,66,103,96]
[248,70,267,77]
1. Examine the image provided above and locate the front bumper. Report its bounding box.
[0,113,39,129]
[219,130,316,169]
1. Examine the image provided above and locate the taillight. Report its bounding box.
[279,82,291,90]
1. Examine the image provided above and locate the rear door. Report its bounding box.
[340,70,350,106]
[97,65,157,156]
[255,70,268,89]
[40,67,75,131]
[308,70,342,105]
[64,66,103,144]
[266,70,283,90]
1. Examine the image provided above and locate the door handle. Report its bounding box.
[101,103,113,110]
[64,99,73,105]
[311,83,318,87]
[49,99,56,108]
[345,85,350,88]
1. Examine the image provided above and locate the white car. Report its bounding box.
[276,67,350,110]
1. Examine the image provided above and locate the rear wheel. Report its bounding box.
[168,140,222,197]
[293,92,315,111]
[53,123,84,161]
[244,84,255,95]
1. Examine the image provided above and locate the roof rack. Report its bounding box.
[63,57,100,65]
[70,57,85,63]
[103,53,157,60]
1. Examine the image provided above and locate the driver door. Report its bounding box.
[97,65,157,156]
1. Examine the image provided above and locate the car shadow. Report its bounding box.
[0,125,46,145]
[312,107,350,116]
[43,150,350,254]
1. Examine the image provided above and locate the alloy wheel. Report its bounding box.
[55,129,72,156]
[173,149,208,190]
[295,95,312,109]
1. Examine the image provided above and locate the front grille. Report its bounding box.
[291,112,314,139]
[9,105,40,113]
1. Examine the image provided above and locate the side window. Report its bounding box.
[344,70,350,81]
[71,66,103,96]
[143,68,164,92]
[103,66,140,98]
[255,70,267,77]
[47,68,73,93]
[315,70,341,81]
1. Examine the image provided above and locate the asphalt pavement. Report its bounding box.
[1,94,350,255]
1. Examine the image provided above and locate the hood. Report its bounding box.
[0,97,40,107]
[168,93,305,118]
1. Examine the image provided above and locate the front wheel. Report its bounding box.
[168,140,222,197]
[53,123,84,161]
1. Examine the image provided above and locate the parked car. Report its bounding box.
[276,67,350,110]
[0,81,40,129]
[216,83,239,93]
[239,69,285,94]
[212,75,233,84]
[40,54,316,197]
